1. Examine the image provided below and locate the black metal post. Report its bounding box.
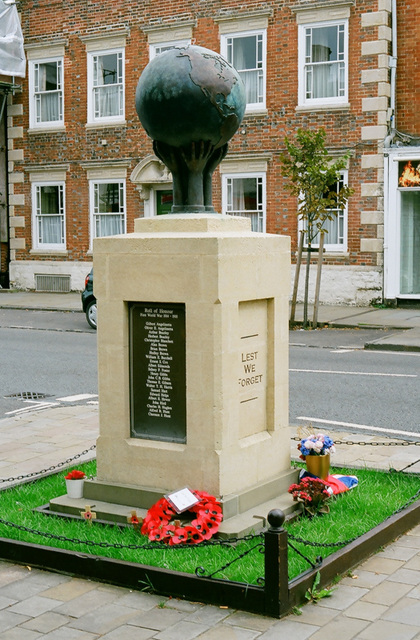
[264,509,290,618]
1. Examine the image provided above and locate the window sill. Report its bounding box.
[85,121,127,130]
[301,250,349,257]
[244,108,268,118]
[296,103,350,113]
[30,249,68,256]
[28,126,65,135]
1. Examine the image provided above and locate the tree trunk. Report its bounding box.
[290,230,304,326]
[303,239,311,329]
[312,232,324,329]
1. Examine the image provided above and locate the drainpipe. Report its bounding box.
[383,0,397,303]
[384,0,397,147]
[389,0,397,132]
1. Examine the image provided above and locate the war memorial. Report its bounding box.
[51,45,294,535]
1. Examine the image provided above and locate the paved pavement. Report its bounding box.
[0,291,420,638]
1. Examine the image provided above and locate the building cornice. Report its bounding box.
[25,164,70,173]
[290,0,354,14]
[79,28,130,44]
[24,38,68,51]
[142,19,197,35]
[214,8,273,23]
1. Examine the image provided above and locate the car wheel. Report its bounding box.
[86,300,97,329]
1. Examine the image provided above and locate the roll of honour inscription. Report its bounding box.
[129,302,186,443]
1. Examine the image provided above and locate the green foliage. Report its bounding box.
[288,476,331,517]
[305,571,336,603]
[0,462,418,586]
[280,128,353,244]
[280,128,354,327]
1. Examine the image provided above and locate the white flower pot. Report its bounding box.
[65,478,84,499]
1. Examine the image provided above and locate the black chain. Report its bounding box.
[0,437,418,574]
[288,540,322,569]
[0,515,262,552]
[2,437,419,486]
[286,483,420,551]
[195,540,264,579]
[291,436,420,447]
[393,486,420,514]
[0,445,97,485]
[288,530,359,548]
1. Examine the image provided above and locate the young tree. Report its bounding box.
[280,128,353,328]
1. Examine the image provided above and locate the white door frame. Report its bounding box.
[384,146,420,300]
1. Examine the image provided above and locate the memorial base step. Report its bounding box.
[47,467,300,538]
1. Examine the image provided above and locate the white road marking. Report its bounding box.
[4,394,98,416]
[363,350,420,357]
[296,416,418,439]
[6,402,59,416]
[330,349,359,353]
[56,394,98,402]
[290,368,416,378]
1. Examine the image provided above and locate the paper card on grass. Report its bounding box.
[165,487,200,513]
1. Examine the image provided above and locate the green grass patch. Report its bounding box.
[0,461,418,586]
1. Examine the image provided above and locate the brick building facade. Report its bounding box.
[2,0,419,304]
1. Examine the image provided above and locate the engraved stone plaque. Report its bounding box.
[238,299,268,439]
[129,302,186,443]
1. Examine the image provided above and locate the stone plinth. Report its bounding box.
[93,214,291,505]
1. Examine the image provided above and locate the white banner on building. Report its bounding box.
[0,1,26,78]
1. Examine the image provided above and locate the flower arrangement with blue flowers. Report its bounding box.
[298,433,336,458]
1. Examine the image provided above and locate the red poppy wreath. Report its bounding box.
[140,490,223,545]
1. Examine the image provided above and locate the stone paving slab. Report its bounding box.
[0,291,82,312]
[193,626,261,639]
[102,626,155,640]
[153,619,209,640]
[0,554,418,639]
[20,611,72,634]
[357,618,420,640]
[66,603,140,635]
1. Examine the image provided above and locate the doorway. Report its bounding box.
[385,152,420,301]
[398,160,420,297]
[400,190,420,295]
[156,189,173,216]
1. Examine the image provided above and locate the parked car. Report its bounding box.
[81,269,97,329]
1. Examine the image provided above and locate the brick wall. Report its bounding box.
[8,0,389,297]
[396,2,420,135]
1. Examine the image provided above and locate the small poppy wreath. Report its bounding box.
[141,490,223,545]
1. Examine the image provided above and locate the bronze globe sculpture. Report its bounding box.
[135,45,246,212]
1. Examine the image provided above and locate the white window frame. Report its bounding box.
[87,48,125,124]
[32,181,66,250]
[221,29,267,112]
[299,171,348,252]
[28,57,64,129]
[222,172,266,232]
[298,19,348,107]
[89,178,126,248]
[149,39,190,60]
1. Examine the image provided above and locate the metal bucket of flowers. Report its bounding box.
[297,433,335,480]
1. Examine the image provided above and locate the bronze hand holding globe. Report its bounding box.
[136,45,245,213]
